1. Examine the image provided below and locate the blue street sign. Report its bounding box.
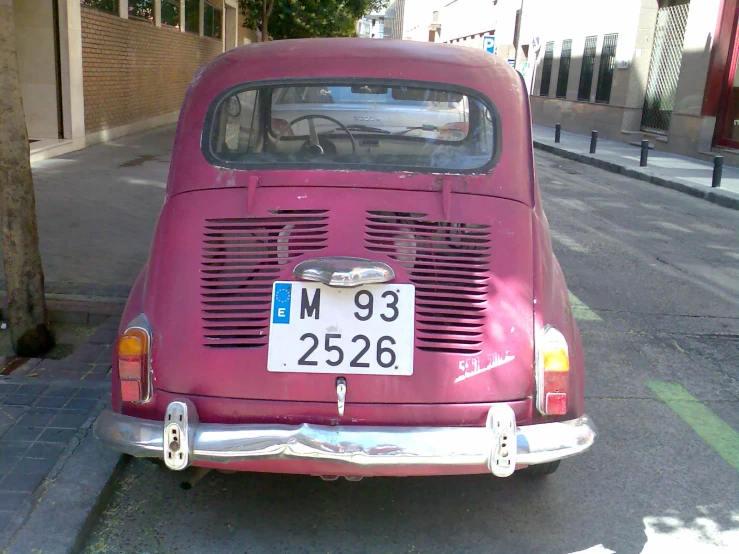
[482,35,496,54]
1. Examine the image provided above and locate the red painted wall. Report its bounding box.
[703,0,737,117]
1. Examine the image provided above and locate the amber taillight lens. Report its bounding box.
[117,326,150,403]
[536,326,570,416]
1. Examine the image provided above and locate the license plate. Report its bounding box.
[267,281,415,375]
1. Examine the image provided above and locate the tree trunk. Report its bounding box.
[0,1,54,356]
[259,0,275,41]
[260,0,269,41]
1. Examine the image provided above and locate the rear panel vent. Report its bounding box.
[201,210,328,348]
[365,211,491,354]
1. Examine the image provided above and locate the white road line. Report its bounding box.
[550,229,589,253]
[569,291,603,322]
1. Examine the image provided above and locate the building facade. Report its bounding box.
[357,12,387,38]
[358,1,405,40]
[401,0,443,42]
[396,0,739,163]
[519,0,728,161]
[15,0,249,163]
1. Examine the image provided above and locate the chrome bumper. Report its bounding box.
[93,401,596,476]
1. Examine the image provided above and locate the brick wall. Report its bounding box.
[81,7,224,135]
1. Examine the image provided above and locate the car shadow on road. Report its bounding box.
[85,453,739,554]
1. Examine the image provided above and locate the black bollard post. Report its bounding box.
[712,155,723,188]
[555,123,561,143]
[590,131,597,154]
[640,140,649,167]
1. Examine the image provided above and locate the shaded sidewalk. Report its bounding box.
[0,125,172,303]
[532,124,739,210]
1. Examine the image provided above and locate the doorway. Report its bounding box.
[13,0,63,140]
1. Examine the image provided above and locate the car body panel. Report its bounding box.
[107,39,586,470]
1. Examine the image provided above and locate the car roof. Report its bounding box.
[196,38,518,94]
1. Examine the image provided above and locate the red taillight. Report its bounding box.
[438,122,469,140]
[117,325,151,403]
[536,326,569,416]
[271,118,294,137]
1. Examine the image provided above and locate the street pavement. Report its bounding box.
[80,150,739,554]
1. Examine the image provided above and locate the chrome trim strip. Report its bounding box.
[293,257,395,287]
[94,405,596,473]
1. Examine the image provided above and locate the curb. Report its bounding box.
[2,402,128,554]
[0,294,125,326]
[533,140,739,211]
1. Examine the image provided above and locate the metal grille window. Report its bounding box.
[81,0,118,14]
[128,0,153,21]
[556,39,572,99]
[595,34,618,103]
[641,1,690,132]
[578,36,598,101]
[161,0,180,28]
[539,41,555,97]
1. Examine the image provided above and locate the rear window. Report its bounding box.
[204,80,498,173]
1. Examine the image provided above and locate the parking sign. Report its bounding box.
[482,35,496,54]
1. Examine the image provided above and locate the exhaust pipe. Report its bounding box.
[179,467,211,490]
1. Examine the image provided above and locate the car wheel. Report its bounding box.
[518,460,560,477]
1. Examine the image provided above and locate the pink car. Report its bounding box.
[94,38,596,481]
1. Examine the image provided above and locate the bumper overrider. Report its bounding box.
[93,401,596,477]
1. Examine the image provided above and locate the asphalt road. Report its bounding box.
[83,151,739,554]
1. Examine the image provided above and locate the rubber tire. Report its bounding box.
[518,460,560,477]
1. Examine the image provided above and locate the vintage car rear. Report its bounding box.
[94,39,596,479]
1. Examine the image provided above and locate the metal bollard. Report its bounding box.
[590,131,598,154]
[712,155,723,188]
[555,123,561,143]
[640,140,649,167]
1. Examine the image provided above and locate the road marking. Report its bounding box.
[568,291,602,322]
[646,381,739,473]
[550,229,588,253]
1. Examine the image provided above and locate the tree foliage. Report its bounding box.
[239,0,388,41]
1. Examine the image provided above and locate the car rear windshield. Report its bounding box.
[204,81,497,173]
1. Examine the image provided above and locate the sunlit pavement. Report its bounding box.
[82,151,738,554]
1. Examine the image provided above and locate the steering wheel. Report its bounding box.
[288,115,356,155]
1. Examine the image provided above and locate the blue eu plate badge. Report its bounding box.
[272,283,292,324]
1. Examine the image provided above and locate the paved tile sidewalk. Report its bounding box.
[532,124,739,209]
[0,316,117,546]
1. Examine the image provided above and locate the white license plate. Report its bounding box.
[267,282,415,375]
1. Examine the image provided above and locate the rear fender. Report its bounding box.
[111,263,149,413]
[531,210,584,420]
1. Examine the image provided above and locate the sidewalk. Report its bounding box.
[0,126,174,552]
[532,124,739,210]
[0,316,122,553]
[0,124,172,304]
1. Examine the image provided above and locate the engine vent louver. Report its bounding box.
[201,210,328,348]
[365,211,491,355]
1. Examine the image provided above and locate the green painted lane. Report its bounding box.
[647,381,739,473]
[569,291,603,322]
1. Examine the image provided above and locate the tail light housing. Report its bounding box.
[535,326,569,415]
[117,315,152,403]
[271,118,294,138]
